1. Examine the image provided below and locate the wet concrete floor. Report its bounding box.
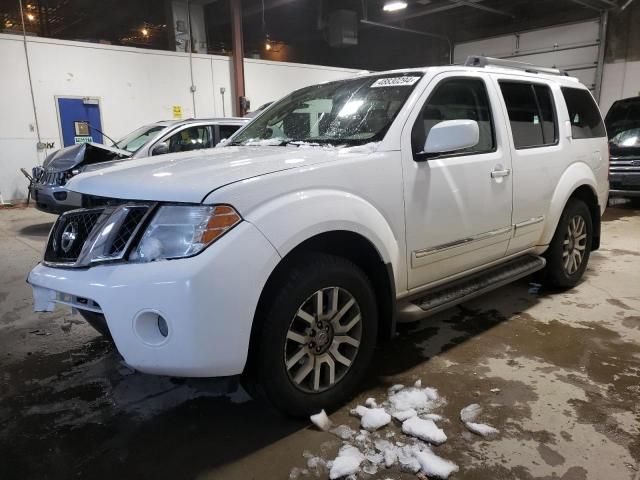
[0,203,639,480]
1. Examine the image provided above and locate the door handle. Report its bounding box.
[491,168,511,178]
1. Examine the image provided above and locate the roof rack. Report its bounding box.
[464,55,569,77]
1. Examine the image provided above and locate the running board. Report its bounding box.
[397,255,546,323]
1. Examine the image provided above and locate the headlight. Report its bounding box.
[130,205,241,263]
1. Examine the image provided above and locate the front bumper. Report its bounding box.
[32,183,83,214]
[28,221,281,377]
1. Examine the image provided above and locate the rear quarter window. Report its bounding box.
[561,87,606,139]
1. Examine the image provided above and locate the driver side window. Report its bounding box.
[411,77,495,156]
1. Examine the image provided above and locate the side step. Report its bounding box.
[397,255,546,323]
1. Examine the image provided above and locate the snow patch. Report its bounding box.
[414,448,459,479]
[310,409,332,431]
[401,416,447,445]
[361,408,392,431]
[460,403,482,423]
[330,424,356,440]
[329,445,365,479]
[392,408,417,422]
[464,421,499,438]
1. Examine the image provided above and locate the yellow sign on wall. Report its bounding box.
[172,105,182,119]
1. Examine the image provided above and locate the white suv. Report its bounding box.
[28,57,609,416]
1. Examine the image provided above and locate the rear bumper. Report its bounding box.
[27,221,281,377]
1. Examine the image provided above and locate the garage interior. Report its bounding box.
[1,0,639,479]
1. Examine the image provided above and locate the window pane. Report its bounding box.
[411,78,495,155]
[561,87,606,139]
[218,125,241,142]
[499,82,544,149]
[168,126,212,153]
[533,85,557,145]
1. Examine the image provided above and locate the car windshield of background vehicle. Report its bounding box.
[230,73,424,147]
[115,125,165,152]
[605,100,640,148]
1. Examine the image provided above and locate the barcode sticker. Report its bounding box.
[371,76,421,88]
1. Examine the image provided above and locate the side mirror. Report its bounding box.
[151,142,169,156]
[421,120,479,158]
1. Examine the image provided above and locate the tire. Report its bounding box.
[543,198,593,288]
[245,253,378,417]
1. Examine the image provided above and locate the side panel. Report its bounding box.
[204,151,408,295]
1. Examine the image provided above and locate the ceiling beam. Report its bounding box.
[447,0,515,18]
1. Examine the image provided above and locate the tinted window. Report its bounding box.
[561,87,606,139]
[411,78,495,155]
[218,125,241,142]
[500,82,557,149]
[166,126,212,152]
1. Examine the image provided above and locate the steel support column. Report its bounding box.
[230,0,246,117]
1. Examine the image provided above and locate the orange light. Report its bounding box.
[201,206,241,244]
[265,41,272,51]
[141,28,149,37]
[26,13,35,21]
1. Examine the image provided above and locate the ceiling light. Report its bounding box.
[383,1,408,12]
[26,13,35,21]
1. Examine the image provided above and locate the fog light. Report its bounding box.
[157,315,169,337]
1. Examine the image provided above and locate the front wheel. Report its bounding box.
[245,253,378,417]
[543,198,593,288]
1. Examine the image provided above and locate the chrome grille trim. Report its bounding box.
[43,203,155,268]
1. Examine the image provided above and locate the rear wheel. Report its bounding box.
[543,198,593,288]
[245,253,377,417]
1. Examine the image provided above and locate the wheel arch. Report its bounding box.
[539,163,601,251]
[245,230,397,375]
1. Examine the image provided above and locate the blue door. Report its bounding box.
[57,97,104,147]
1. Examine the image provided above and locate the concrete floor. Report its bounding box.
[0,204,639,480]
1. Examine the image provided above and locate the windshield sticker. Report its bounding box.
[371,76,421,88]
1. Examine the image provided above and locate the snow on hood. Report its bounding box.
[65,144,377,204]
[42,143,131,173]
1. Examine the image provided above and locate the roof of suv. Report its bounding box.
[155,117,249,127]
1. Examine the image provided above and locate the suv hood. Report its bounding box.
[65,145,377,203]
[43,143,132,173]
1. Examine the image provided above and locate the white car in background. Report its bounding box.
[28,57,608,416]
[30,117,248,213]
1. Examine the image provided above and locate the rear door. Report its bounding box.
[491,76,562,254]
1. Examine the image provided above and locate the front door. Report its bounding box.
[402,72,514,289]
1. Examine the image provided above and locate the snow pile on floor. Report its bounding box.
[310,409,332,431]
[302,381,500,479]
[460,403,499,438]
[401,416,447,444]
[351,406,392,431]
[329,445,365,479]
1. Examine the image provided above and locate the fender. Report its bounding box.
[243,188,405,293]
[538,161,599,247]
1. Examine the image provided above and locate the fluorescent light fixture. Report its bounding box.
[383,1,408,12]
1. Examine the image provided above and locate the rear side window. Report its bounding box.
[561,87,606,139]
[499,81,558,149]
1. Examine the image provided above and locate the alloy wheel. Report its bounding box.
[284,287,362,393]
[563,214,587,275]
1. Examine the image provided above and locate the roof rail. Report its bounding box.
[464,55,569,77]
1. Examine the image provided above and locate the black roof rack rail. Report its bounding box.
[464,55,569,77]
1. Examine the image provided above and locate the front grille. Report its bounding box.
[107,207,148,256]
[44,209,104,264]
[610,156,640,174]
[43,204,152,267]
[38,171,66,186]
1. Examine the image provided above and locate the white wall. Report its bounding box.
[0,33,358,202]
[599,60,640,116]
